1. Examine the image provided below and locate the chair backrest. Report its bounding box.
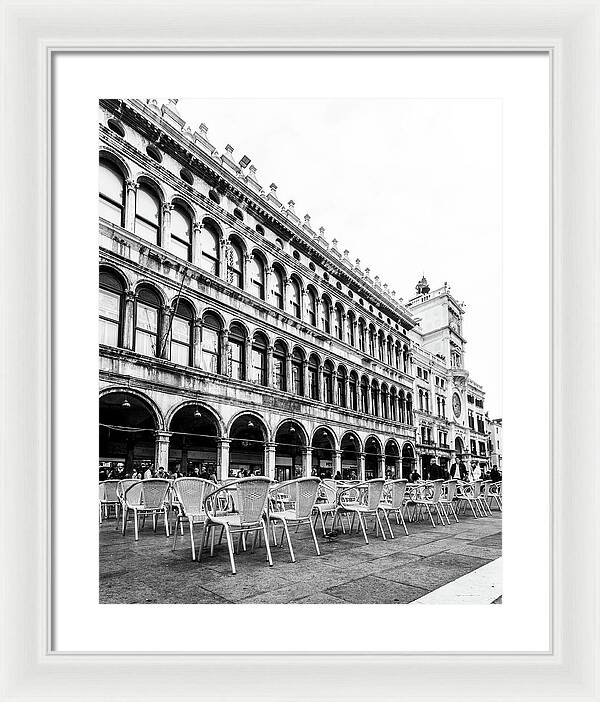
[441,479,458,501]
[100,479,120,502]
[472,479,483,498]
[117,479,139,500]
[383,479,408,508]
[123,481,144,506]
[173,477,214,518]
[272,478,321,519]
[139,479,171,509]
[480,480,492,497]
[365,479,386,510]
[317,480,336,505]
[230,477,271,525]
[420,479,444,503]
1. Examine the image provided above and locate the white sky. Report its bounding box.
[178,97,502,416]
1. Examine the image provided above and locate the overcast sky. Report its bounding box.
[178,97,502,416]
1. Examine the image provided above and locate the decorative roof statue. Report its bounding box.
[416,275,430,295]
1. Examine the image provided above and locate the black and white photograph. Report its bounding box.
[98,95,503,605]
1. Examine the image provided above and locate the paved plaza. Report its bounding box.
[100,509,502,604]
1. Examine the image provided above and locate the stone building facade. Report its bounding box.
[98,98,497,482]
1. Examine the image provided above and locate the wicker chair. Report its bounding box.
[268,478,321,562]
[408,480,445,527]
[313,479,342,536]
[116,479,140,532]
[487,481,503,511]
[438,479,459,524]
[122,479,171,541]
[200,477,272,575]
[378,479,409,538]
[99,479,120,524]
[336,479,387,544]
[171,477,215,560]
[455,480,486,518]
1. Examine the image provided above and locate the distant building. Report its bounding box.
[98,98,500,481]
[488,417,503,473]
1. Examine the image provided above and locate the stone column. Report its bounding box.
[285,353,292,393]
[192,319,203,368]
[358,452,366,482]
[219,237,228,281]
[192,223,203,268]
[159,305,172,359]
[265,442,277,481]
[243,253,252,291]
[266,345,274,388]
[125,179,138,231]
[217,438,231,481]
[122,291,135,350]
[377,455,385,479]
[301,447,313,477]
[343,376,349,409]
[219,329,230,376]
[154,431,171,472]
[244,338,252,381]
[318,364,324,401]
[161,202,174,251]
[264,266,272,304]
[333,449,342,477]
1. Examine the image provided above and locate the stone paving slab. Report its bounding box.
[99,508,502,604]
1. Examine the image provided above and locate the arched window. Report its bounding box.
[368,325,376,356]
[347,311,356,346]
[360,376,369,414]
[273,341,287,391]
[227,240,243,289]
[251,332,267,386]
[399,390,406,423]
[200,222,220,275]
[291,348,304,395]
[99,159,125,227]
[395,342,401,369]
[349,372,358,411]
[228,323,246,380]
[201,313,221,374]
[135,287,161,357]
[271,267,284,310]
[308,354,319,400]
[170,299,193,366]
[321,296,331,334]
[371,380,380,417]
[135,184,161,245]
[323,361,334,404]
[336,366,347,407]
[358,319,366,352]
[99,269,124,346]
[334,304,344,341]
[387,336,394,366]
[170,205,192,261]
[289,278,301,319]
[390,388,398,421]
[403,344,410,373]
[306,288,317,326]
[381,384,389,419]
[249,253,265,300]
[406,393,414,425]
[419,389,424,410]
[378,331,385,362]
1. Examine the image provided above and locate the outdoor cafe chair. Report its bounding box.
[200,477,273,575]
[455,480,488,519]
[479,480,498,515]
[472,479,493,517]
[407,480,445,527]
[268,478,321,562]
[171,477,215,561]
[336,478,387,544]
[438,479,459,524]
[487,481,503,511]
[121,479,171,541]
[115,479,139,531]
[99,479,120,524]
[379,479,410,538]
[314,479,341,536]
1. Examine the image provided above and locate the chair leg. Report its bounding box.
[309,516,321,556]
[357,512,369,544]
[134,509,139,541]
[375,510,387,540]
[450,502,459,523]
[188,518,195,560]
[210,526,215,556]
[172,516,180,551]
[224,525,236,575]
[398,509,409,536]
[382,509,394,539]
[164,508,170,537]
[99,504,102,525]
[262,518,273,567]
[271,522,278,547]
[319,510,327,536]
[281,520,295,563]
[152,513,157,532]
[197,522,208,562]
[425,504,436,528]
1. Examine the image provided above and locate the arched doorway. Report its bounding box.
[168,404,220,477]
[311,427,336,478]
[384,439,400,479]
[340,432,361,480]
[401,442,416,478]
[275,420,306,482]
[99,391,158,479]
[365,436,382,480]
[229,414,267,477]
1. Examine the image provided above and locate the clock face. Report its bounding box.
[452,393,462,418]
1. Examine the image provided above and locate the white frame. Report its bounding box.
[1,1,598,700]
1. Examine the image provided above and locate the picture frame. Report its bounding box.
[1,0,597,699]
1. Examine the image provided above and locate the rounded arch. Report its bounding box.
[274,418,309,446]
[133,280,165,306]
[271,260,288,281]
[455,437,464,454]
[227,410,270,442]
[227,231,247,255]
[308,350,323,367]
[365,434,383,454]
[402,441,416,457]
[99,148,131,180]
[201,307,226,329]
[311,425,338,451]
[99,387,164,430]
[385,438,401,456]
[273,337,289,354]
[250,247,268,267]
[289,272,304,293]
[251,328,270,347]
[165,399,224,435]
[291,345,306,361]
[167,295,198,318]
[135,173,166,203]
[170,194,198,223]
[99,263,131,293]
[228,318,251,339]
[201,215,224,237]
[340,430,363,453]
